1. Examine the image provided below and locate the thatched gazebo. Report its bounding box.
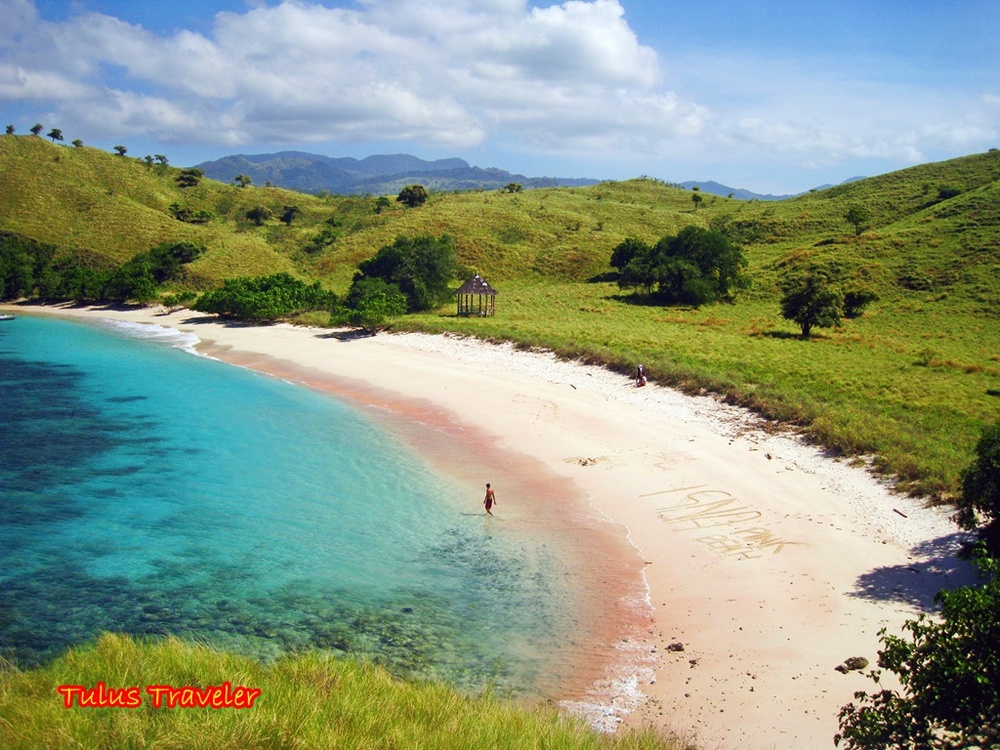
[454,274,498,317]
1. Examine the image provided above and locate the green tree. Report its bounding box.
[374,196,391,214]
[835,548,1000,750]
[71,139,83,148]
[176,168,203,188]
[691,192,703,211]
[30,123,43,136]
[780,271,843,338]
[154,154,168,166]
[937,185,962,201]
[955,420,1000,553]
[503,182,523,193]
[102,262,158,303]
[396,184,428,208]
[246,206,273,226]
[113,144,127,156]
[46,128,63,143]
[846,205,873,236]
[234,173,253,188]
[609,237,651,274]
[337,276,408,333]
[193,273,337,322]
[843,287,879,318]
[355,235,458,312]
[280,205,301,226]
[5,125,14,135]
[614,228,748,305]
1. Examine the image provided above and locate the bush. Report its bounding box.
[779,271,844,338]
[193,273,338,322]
[615,226,749,306]
[836,548,1000,749]
[336,277,408,332]
[355,235,459,312]
[956,420,1000,553]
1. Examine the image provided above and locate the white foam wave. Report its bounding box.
[98,318,201,353]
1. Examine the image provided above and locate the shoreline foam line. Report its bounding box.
[9,302,979,750]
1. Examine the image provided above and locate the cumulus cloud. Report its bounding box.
[1,0,996,184]
[0,0,690,152]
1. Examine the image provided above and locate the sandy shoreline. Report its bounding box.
[8,303,978,749]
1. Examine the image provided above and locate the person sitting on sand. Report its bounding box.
[484,483,496,515]
[635,364,647,387]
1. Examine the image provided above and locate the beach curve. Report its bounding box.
[12,303,978,750]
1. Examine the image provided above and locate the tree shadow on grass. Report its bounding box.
[850,531,980,612]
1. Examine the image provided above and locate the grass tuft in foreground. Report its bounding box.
[0,633,686,750]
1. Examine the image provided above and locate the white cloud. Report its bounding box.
[1,0,996,187]
[0,0,691,152]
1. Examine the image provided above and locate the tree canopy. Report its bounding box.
[396,184,429,208]
[335,276,408,333]
[611,226,749,306]
[780,271,844,338]
[354,234,459,312]
[193,273,337,322]
[956,420,1000,552]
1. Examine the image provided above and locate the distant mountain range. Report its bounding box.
[194,150,865,199]
[194,151,599,195]
[679,177,867,201]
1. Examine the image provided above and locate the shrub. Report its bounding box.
[193,273,338,322]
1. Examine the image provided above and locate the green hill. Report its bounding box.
[2,133,998,496]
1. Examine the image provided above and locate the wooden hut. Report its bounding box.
[454,274,498,317]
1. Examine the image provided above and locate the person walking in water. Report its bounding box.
[484,483,496,515]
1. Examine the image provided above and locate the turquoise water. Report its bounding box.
[0,314,581,694]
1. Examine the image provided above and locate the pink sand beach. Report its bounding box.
[16,303,977,750]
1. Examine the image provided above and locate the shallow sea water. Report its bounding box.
[0,314,586,695]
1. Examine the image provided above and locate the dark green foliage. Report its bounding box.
[0,232,56,300]
[355,235,459,312]
[176,168,203,188]
[168,203,213,224]
[1,233,203,304]
[246,206,273,226]
[780,271,844,338]
[956,421,1000,552]
[835,549,1000,750]
[280,205,301,226]
[337,276,408,332]
[30,123,42,136]
[193,273,338,322]
[843,288,879,318]
[615,226,749,306]
[101,262,158,303]
[71,139,83,148]
[113,145,127,156]
[610,237,651,273]
[396,184,429,208]
[4,125,13,135]
[99,242,204,303]
[46,129,63,143]
[375,196,391,214]
[846,205,873,236]
[136,241,205,284]
[235,173,252,188]
[937,185,962,201]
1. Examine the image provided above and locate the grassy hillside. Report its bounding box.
[0,634,681,750]
[2,134,998,495]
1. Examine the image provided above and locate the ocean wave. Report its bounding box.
[98,318,200,353]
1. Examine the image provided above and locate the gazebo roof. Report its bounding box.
[454,274,498,296]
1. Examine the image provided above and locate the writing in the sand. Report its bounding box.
[651,487,805,560]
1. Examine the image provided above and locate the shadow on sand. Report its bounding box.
[851,531,981,612]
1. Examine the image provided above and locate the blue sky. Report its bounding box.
[2,0,997,193]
